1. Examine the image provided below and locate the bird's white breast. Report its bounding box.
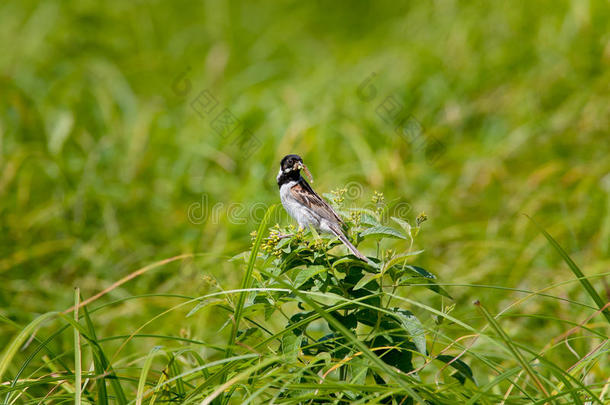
[279,181,319,229]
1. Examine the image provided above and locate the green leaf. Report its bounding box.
[342,208,382,228]
[332,256,379,273]
[236,327,259,342]
[368,335,415,374]
[392,309,427,355]
[353,273,382,291]
[359,212,381,226]
[354,308,379,327]
[293,265,326,288]
[308,224,321,240]
[360,225,406,239]
[240,302,270,317]
[288,311,316,336]
[397,266,453,299]
[279,250,312,272]
[328,311,357,331]
[436,355,475,384]
[264,302,276,321]
[186,298,223,318]
[391,216,412,234]
[282,333,303,363]
[382,251,424,272]
[253,295,270,304]
[406,265,435,279]
[349,356,368,386]
[276,237,292,253]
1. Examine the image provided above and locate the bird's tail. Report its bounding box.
[329,225,370,263]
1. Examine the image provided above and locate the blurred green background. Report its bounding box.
[1,0,609,364]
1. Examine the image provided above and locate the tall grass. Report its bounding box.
[1,207,608,403]
[1,0,609,403]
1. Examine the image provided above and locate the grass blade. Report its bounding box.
[168,355,186,400]
[218,204,277,402]
[74,288,82,405]
[81,300,128,405]
[81,303,107,405]
[136,346,163,405]
[0,312,58,381]
[475,300,551,401]
[528,216,610,324]
[225,204,277,360]
[201,357,279,405]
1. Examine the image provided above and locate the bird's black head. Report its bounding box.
[280,154,303,172]
[277,154,314,187]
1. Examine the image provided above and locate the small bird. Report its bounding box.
[277,154,369,263]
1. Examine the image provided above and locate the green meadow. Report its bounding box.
[1,1,609,403]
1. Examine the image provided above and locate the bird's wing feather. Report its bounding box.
[290,179,345,226]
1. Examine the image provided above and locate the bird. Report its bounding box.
[276,154,370,263]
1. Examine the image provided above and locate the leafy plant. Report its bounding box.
[2,203,608,404]
[223,193,472,403]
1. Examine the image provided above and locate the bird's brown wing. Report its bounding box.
[290,179,345,226]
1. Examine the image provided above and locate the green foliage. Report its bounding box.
[1,0,609,403]
[1,205,609,403]
[226,204,466,403]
